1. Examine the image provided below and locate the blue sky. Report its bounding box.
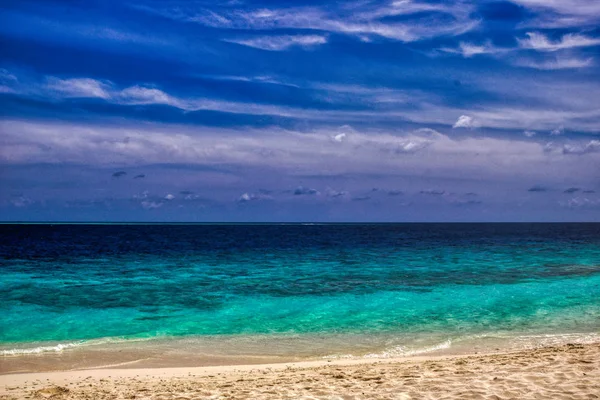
[1,0,599,222]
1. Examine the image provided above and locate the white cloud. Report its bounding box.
[511,0,600,28]
[133,191,149,200]
[518,32,600,52]
[238,192,272,202]
[440,33,599,68]
[143,1,479,43]
[386,139,431,154]
[3,120,598,190]
[562,197,600,209]
[5,68,600,134]
[550,126,564,136]
[0,69,18,83]
[333,133,346,142]
[514,56,593,70]
[10,195,34,208]
[524,130,536,137]
[118,86,181,107]
[456,42,494,57]
[545,140,600,155]
[448,105,600,132]
[45,78,112,99]
[453,115,476,129]
[141,200,163,209]
[442,41,506,58]
[225,35,327,51]
[564,140,600,155]
[164,193,175,200]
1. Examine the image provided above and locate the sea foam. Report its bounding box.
[0,336,155,356]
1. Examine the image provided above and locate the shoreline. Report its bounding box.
[2,330,600,375]
[2,343,599,399]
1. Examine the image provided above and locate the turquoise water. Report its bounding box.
[1,224,600,362]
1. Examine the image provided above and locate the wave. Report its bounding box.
[322,331,600,361]
[0,336,156,356]
[365,339,453,358]
[323,339,453,360]
[3,331,599,359]
[0,342,84,356]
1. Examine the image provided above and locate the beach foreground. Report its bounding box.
[1,343,599,399]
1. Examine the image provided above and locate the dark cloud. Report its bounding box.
[352,196,371,201]
[420,189,445,196]
[180,190,194,195]
[563,187,580,194]
[65,199,111,208]
[2,0,600,223]
[583,190,596,194]
[454,199,483,206]
[326,189,348,198]
[528,185,547,192]
[294,186,318,196]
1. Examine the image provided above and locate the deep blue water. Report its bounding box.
[1,223,600,357]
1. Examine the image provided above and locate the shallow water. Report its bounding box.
[1,223,599,371]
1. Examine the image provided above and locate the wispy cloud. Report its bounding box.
[562,197,600,209]
[118,86,181,107]
[141,200,163,210]
[441,32,599,69]
[45,77,112,99]
[224,35,327,51]
[10,195,34,208]
[518,32,600,52]
[441,41,506,58]
[4,68,600,133]
[514,56,593,70]
[511,0,600,28]
[12,74,307,117]
[138,1,479,43]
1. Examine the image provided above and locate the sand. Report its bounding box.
[1,343,599,399]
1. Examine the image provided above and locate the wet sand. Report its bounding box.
[1,343,599,399]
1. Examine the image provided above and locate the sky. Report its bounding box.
[1,0,599,222]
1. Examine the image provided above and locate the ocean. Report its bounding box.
[1,223,599,371]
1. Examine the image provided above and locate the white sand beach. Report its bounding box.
[1,343,598,399]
